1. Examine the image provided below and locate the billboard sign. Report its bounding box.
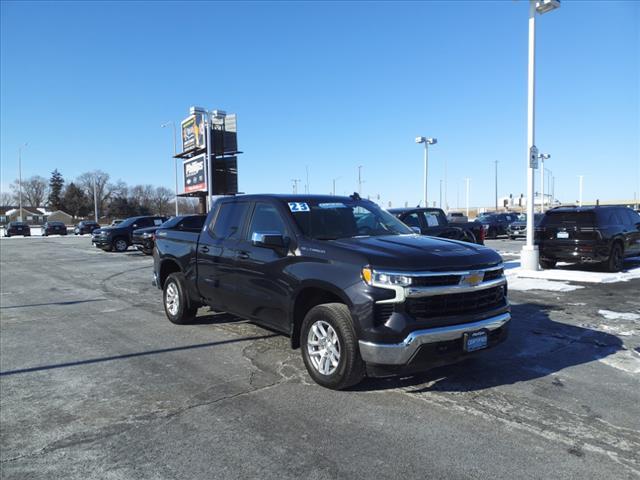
[181,113,205,153]
[183,154,207,193]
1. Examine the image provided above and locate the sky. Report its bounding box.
[1,0,638,209]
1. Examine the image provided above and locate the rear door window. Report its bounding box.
[210,202,249,240]
[179,215,205,231]
[424,212,444,227]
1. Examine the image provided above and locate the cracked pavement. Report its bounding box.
[1,236,639,479]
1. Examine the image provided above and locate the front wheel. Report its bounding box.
[605,243,624,272]
[301,303,365,390]
[163,273,197,324]
[113,237,128,252]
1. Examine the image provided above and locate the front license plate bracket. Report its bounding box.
[463,330,488,352]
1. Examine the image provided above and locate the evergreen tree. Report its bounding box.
[63,182,90,219]
[47,169,65,210]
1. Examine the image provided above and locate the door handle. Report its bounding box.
[200,245,210,253]
[236,251,250,260]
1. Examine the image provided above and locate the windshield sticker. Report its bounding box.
[318,203,349,209]
[425,214,440,227]
[288,202,310,212]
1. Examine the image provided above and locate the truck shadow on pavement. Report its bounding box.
[356,302,624,393]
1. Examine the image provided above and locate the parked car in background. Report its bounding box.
[133,214,205,255]
[4,221,30,237]
[92,215,168,252]
[41,221,68,236]
[73,220,100,235]
[447,212,468,223]
[110,219,123,227]
[389,207,484,245]
[475,212,518,239]
[536,206,640,272]
[507,213,544,239]
[154,194,509,390]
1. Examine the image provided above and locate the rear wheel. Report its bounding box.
[163,273,197,324]
[459,230,476,244]
[301,303,365,390]
[488,227,497,239]
[605,243,624,272]
[540,258,556,269]
[113,237,128,252]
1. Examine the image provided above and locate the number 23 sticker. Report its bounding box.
[288,202,310,212]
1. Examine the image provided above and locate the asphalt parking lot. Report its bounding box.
[1,236,639,479]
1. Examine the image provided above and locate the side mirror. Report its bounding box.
[410,226,421,234]
[252,232,288,249]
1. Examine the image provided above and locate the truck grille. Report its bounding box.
[374,304,394,325]
[411,275,460,287]
[406,286,505,319]
[483,268,504,282]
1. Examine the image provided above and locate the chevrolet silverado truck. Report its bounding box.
[154,194,510,389]
[389,207,485,245]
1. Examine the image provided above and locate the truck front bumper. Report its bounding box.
[358,312,510,365]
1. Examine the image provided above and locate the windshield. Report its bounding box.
[541,211,595,228]
[477,214,495,221]
[118,218,137,228]
[289,200,412,240]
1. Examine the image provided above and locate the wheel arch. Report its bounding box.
[290,283,352,349]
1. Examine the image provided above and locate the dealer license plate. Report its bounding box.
[464,330,488,352]
[557,231,569,239]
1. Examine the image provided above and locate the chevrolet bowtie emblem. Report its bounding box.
[461,272,484,287]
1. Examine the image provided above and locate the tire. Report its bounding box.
[113,237,128,252]
[142,248,153,256]
[605,243,624,273]
[163,272,197,325]
[488,228,497,239]
[301,303,365,390]
[74,228,79,235]
[540,258,556,269]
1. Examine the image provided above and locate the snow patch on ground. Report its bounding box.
[598,310,640,321]
[507,276,584,292]
[503,259,640,292]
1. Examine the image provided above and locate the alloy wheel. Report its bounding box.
[307,320,341,375]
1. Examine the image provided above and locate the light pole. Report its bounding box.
[465,177,470,217]
[538,153,550,212]
[439,180,443,208]
[578,175,583,206]
[494,160,499,212]
[93,175,98,222]
[357,165,364,195]
[415,136,437,207]
[161,121,179,216]
[521,0,560,271]
[291,179,301,194]
[17,143,27,222]
[305,165,310,194]
[332,177,341,195]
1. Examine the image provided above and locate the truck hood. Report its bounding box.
[329,234,502,271]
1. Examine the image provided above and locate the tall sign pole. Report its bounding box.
[93,176,98,222]
[205,111,213,212]
[18,145,24,222]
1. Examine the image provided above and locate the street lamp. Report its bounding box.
[332,177,341,196]
[538,153,550,212]
[17,142,28,222]
[521,0,560,271]
[161,121,179,216]
[415,136,437,208]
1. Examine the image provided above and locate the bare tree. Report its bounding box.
[76,170,111,215]
[0,192,13,206]
[152,187,174,215]
[9,176,49,207]
[130,184,155,212]
[178,197,201,214]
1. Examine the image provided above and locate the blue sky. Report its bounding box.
[1,0,638,208]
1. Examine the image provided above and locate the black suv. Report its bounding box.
[74,220,100,235]
[4,221,30,237]
[92,215,168,252]
[536,206,640,271]
[41,221,68,236]
[475,213,518,239]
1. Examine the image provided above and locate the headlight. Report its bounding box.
[362,267,412,287]
[142,232,153,238]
